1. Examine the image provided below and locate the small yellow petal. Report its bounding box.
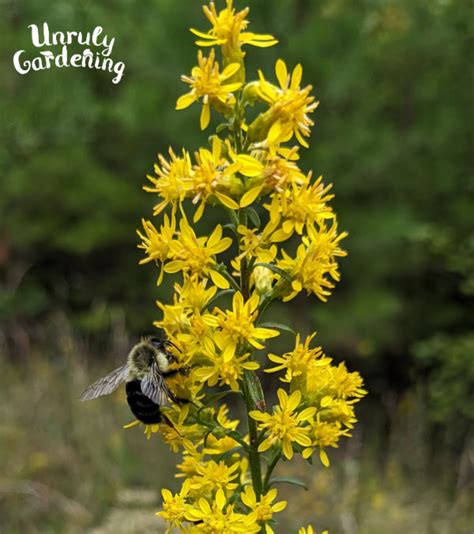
[291,63,303,89]
[200,103,211,130]
[320,395,333,407]
[176,92,197,110]
[215,191,239,209]
[272,500,287,512]
[267,121,281,145]
[210,270,230,289]
[282,439,293,459]
[193,201,205,223]
[319,448,330,467]
[275,59,288,88]
[221,62,241,80]
[240,186,263,207]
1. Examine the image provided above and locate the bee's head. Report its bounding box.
[149,336,165,350]
[149,336,180,361]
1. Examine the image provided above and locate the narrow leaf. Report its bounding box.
[226,208,240,228]
[216,265,241,292]
[216,123,230,133]
[203,390,242,405]
[214,446,244,462]
[245,207,261,229]
[254,262,292,283]
[245,371,266,412]
[206,289,235,309]
[223,223,238,235]
[269,477,308,490]
[259,322,296,335]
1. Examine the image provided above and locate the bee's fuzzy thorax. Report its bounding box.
[127,339,170,379]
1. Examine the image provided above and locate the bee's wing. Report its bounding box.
[80,364,129,401]
[140,361,173,406]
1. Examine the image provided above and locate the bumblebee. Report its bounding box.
[80,336,184,424]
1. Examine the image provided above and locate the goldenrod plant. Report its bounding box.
[135,1,367,532]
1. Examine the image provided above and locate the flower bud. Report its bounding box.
[242,81,261,105]
[253,265,273,296]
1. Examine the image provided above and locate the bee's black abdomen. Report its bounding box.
[125,380,162,424]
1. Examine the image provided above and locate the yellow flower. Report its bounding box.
[195,345,259,391]
[265,174,335,239]
[266,333,332,383]
[144,147,193,215]
[177,314,217,364]
[154,277,218,364]
[190,459,240,494]
[298,526,329,534]
[203,433,245,458]
[261,143,307,192]
[191,0,277,58]
[306,362,367,402]
[176,448,205,479]
[157,479,191,532]
[174,276,218,312]
[302,417,350,467]
[236,221,279,262]
[166,217,232,288]
[159,404,198,453]
[241,486,287,534]
[204,292,279,360]
[177,49,242,130]
[191,136,241,221]
[155,299,190,337]
[277,222,348,302]
[323,398,358,429]
[137,214,176,285]
[185,488,259,533]
[122,419,160,440]
[250,389,316,460]
[253,59,319,147]
[216,403,240,431]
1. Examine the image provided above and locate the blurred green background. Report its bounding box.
[1,0,473,532]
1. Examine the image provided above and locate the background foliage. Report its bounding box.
[0,0,472,532]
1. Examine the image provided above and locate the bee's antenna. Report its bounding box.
[165,339,181,352]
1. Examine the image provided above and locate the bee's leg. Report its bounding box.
[167,389,190,405]
[161,412,182,436]
[162,366,189,378]
[162,369,179,378]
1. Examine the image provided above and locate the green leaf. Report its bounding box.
[215,446,244,462]
[206,289,235,309]
[216,264,241,292]
[269,477,308,490]
[203,390,242,405]
[244,370,266,411]
[226,208,240,228]
[223,223,238,236]
[254,263,292,283]
[259,322,296,335]
[216,123,230,133]
[244,207,261,229]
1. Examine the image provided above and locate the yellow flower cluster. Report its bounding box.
[134,1,366,532]
[264,334,367,467]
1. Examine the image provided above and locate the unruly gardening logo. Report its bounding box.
[13,22,125,84]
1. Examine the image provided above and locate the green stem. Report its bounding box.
[237,206,263,498]
[242,374,263,499]
[239,210,250,299]
[263,450,281,492]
